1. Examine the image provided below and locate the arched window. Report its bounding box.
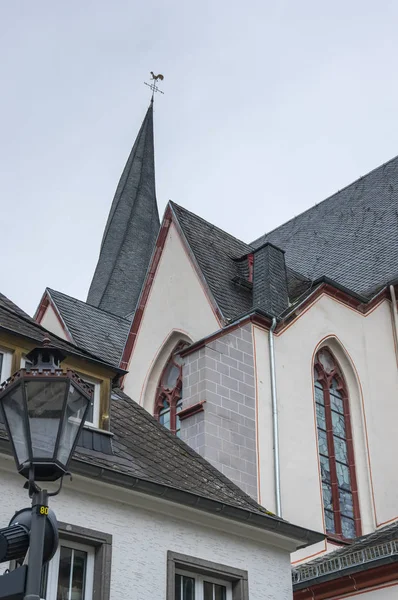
[314,348,361,539]
[154,342,188,437]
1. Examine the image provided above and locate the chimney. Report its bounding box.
[252,242,289,316]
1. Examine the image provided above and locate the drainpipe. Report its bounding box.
[390,285,398,368]
[269,317,282,517]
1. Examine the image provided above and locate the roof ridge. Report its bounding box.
[0,292,114,365]
[48,288,131,323]
[252,153,398,245]
[170,201,252,254]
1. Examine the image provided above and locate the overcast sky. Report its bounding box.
[2,1,398,315]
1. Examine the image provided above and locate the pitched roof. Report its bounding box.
[46,288,130,367]
[170,202,253,320]
[87,101,160,317]
[71,388,322,545]
[170,202,311,321]
[253,155,398,298]
[0,291,119,371]
[293,520,398,587]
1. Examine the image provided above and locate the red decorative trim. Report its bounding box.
[120,209,173,371]
[178,400,206,421]
[120,204,225,374]
[314,348,361,540]
[34,291,50,322]
[34,291,73,342]
[247,253,254,283]
[180,313,272,358]
[280,284,389,333]
[154,341,188,435]
[294,562,398,600]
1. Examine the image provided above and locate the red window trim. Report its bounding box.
[154,342,188,435]
[247,253,254,283]
[314,348,362,540]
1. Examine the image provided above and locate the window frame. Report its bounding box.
[76,373,101,428]
[0,347,12,383]
[44,538,95,600]
[56,522,112,600]
[175,568,232,600]
[314,348,362,540]
[154,342,188,435]
[167,551,249,600]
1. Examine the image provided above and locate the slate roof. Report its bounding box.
[76,388,270,513]
[170,202,311,320]
[293,519,398,587]
[170,202,253,319]
[46,288,130,367]
[87,101,160,317]
[253,155,398,298]
[0,292,119,370]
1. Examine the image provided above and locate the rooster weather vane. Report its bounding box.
[144,72,164,100]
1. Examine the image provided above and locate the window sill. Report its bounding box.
[178,400,206,421]
[83,423,114,437]
[326,534,353,546]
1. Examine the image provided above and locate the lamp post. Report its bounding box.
[0,338,92,600]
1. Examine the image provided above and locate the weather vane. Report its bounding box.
[144,71,164,100]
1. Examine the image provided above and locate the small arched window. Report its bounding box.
[154,342,188,437]
[314,348,361,539]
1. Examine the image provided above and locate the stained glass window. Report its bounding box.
[155,342,188,436]
[314,348,361,539]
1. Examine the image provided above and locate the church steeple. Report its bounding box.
[87,101,160,317]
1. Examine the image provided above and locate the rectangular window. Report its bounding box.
[43,540,94,600]
[175,571,230,600]
[76,375,101,428]
[168,552,248,600]
[0,349,12,383]
[41,522,111,600]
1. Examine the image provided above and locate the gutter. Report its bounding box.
[0,436,322,549]
[69,456,322,548]
[269,317,282,517]
[389,285,398,368]
[0,325,127,376]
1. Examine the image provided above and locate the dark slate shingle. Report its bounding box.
[170,202,312,320]
[253,155,398,298]
[87,102,160,318]
[47,288,130,367]
[170,202,253,320]
[0,293,114,367]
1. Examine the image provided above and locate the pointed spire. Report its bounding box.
[87,102,160,317]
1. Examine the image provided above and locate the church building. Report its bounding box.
[35,96,398,599]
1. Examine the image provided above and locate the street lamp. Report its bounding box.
[0,337,93,600]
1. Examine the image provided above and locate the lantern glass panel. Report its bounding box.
[57,383,90,466]
[2,384,29,465]
[25,380,68,459]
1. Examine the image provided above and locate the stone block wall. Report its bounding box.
[180,324,257,499]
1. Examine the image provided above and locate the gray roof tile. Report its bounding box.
[47,288,130,367]
[170,202,311,320]
[0,292,115,368]
[87,102,160,317]
[253,155,398,297]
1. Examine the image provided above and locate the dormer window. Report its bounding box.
[0,348,12,383]
[76,374,101,428]
[155,342,188,437]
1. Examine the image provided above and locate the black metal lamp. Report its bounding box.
[0,337,93,483]
[0,337,93,600]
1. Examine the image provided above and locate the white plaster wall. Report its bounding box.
[124,222,219,407]
[39,304,69,341]
[255,295,398,557]
[0,462,293,600]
